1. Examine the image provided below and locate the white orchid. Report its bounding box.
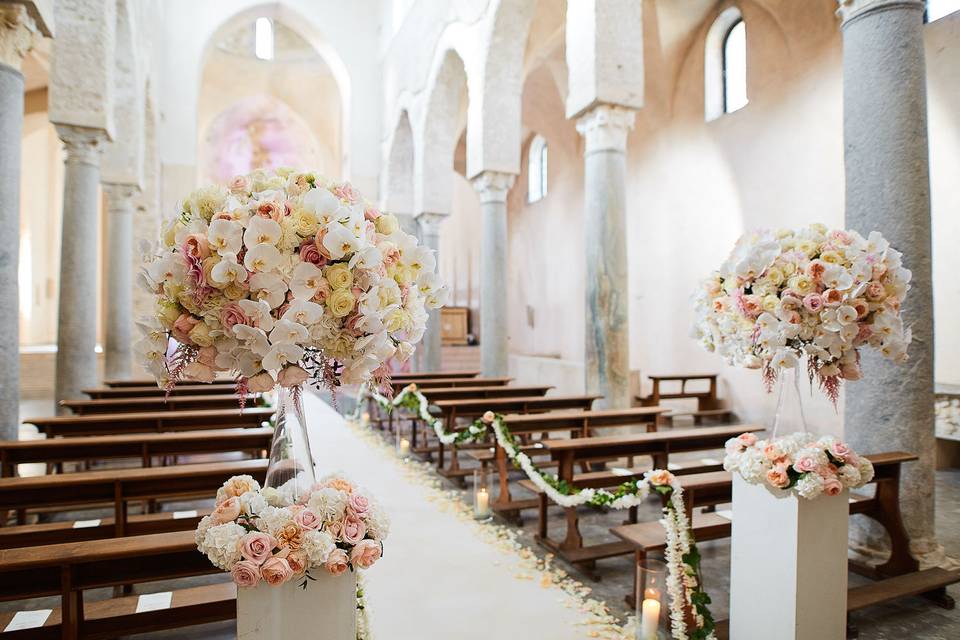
[269,319,309,345]
[302,187,339,216]
[237,299,275,333]
[323,223,360,260]
[249,272,287,309]
[262,343,305,372]
[282,299,324,326]
[232,325,270,356]
[210,252,247,286]
[290,262,325,300]
[243,217,282,247]
[243,243,282,273]
[207,219,243,255]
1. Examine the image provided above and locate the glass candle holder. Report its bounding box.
[473,468,493,521]
[635,559,668,640]
[395,420,412,462]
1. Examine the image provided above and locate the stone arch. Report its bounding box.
[417,48,470,214]
[383,110,415,214]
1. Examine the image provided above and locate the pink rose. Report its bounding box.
[350,540,381,569]
[766,466,791,489]
[332,183,357,203]
[247,372,275,393]
[763,444,782,462]
[299,239,326,266]
[231,560,261,587]
[183,234,210,260]
[228,175,249,194]
[823,477,844,496]
[210,496,241,524]
[382,247,401,268]
[172,314,201,344]
[851,299,869,320]
[326,519,344,541]
[260,556,294,586]
[256,201,284,222]
[348,494,370,517]
[823,289,844,306]
[865,281,886,302]
[830,441,853,462]
[294,508,322,531]
[806,260,827,281]
[802,293,823,313]
[286,550,308,575]
[738,433,758,447]
[363,207,381,221]
[793,456,818,474]
[240,531,278,565]
[277,365,309,388]
[325,548,350,576]
[219,302,249,332]
[341,514,366,545]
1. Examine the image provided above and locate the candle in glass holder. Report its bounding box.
[361,412,371,426]
[639,588,661,640]
[475,487,490,517]
[399,438,411,458]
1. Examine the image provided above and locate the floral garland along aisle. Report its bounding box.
[356,384,717,640]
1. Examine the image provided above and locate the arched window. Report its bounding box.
[926,0,960,22]
[705,8,747,121]
[527,134,548,203]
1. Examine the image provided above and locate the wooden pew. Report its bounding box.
[429,395,601,479]
[0,458,267,541]
[0,530,230,639]
[24,407,274,438]
[0,427,273,477]
[61,394,257,415]
[404,385,552,402]
[83,384,241,399]
[388,377,512,392]
[104,378,235,388]
[391,370,480,381]
[528,425,762,569]
[637,373,720,411]
[482,408,670,516]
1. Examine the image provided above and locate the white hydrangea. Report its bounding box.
[364,503,391,541]
[239,489,267,516]
[837,464,861,486]
[257,504,296,537]
[195,514,215,548]
[857,457,875,484]
[307,487,349,523]
[302,530,336,566]
[795,474,825,500]
[200,522,245,570]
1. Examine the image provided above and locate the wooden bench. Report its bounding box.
[83,384,241,399]
[60,394,258,415]
[637,373,720,411]
[530,425,762,570]
[0,530,229,639]
[0,427,273,477]
[662,408,734,426]
[391,370,480,381]
[388,377,512,392]
[24,407,274,438]
[0,458,267,535]
[103,378,235,388]
[429,395,602,479]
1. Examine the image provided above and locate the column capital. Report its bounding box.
[470,171,516,204]
[0,4,40,71]
[836,0,924,26]
[575,104,636,155]
[102,182,140,208]
[415,211,450,230]
[55,124,107,167]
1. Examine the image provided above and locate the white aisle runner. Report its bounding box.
[303,393,614,640]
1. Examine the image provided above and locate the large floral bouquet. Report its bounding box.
[692,224,911,402]
[196,473,388,587]
[136,168,447,392]
[723,431,874,500]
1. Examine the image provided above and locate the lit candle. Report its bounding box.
[361,412,371,426]
[639,593,661,640]
[399,438,411,458]
[475,487,490,517]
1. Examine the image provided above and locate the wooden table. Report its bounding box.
[24,407,274,437]
[61,394,257,415]
[83,384,241,399]
[0,427,273,477]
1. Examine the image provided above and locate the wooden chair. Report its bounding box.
[23,407,274,438]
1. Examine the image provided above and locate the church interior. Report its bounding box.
[2,0,960,638]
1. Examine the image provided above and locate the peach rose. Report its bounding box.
[823,477,844,496]
[276,522,304,550]
[231,560,261,587]
[363,207,381,221]
[348,494,370,517]
[647,469,675,487]
[278,365,309,388]
[256,201,284,222]
[766,466,791,489]
[350,539,381,569]
[171,313,201,344]
[823,289,844,306]
[221,476,259,500]
[324,548,350,576]
[326,519,344,542]
[830,441,853,462]
[865,281,886,302]
[239,531,278,565]
[260,556,294,586]
[294,508,322,531]
[219,302,249,332]
[793,456,818,473]
[481,411,496,424]
[228,175,249,194]
[286,550,308,575]
[210,497,241,524]
[763,444,783,462]
[322,478,354,494]
[183,234,210,260]
[341,514,366,545]
[737,433,758,447]
[247,372,275,393]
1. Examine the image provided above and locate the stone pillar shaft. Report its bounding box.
[577,105,635,410]
[416,212,448,373]
[55,126,106,411]
[471,172,515,377]
[103,183,137,380]
[839,0,940,564]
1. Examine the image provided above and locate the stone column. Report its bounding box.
[0,4,42,440]
[103,182,138,380]
[55,126,107,411]
[576,105,635,410]
[838,0,943,567]
[471,171,515,377]
[416,212,449,372]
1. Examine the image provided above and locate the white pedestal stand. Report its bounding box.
[237,573,357,640]
[729,475,849,640]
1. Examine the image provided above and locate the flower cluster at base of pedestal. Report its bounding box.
[195,473,389,589]
[135,167,448,396]
[692,224,912,404]
[356,384,717,640]
[723,431,875,499]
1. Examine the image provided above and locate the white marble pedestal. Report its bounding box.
[729,475,848,640]
[237,573,357,639]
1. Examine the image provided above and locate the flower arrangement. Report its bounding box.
[195,472,389,588]
[136,167,447,393]
[692,225,911,402]
[723,431,874,500]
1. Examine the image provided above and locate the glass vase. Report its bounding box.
[265,385,317,505]
[770,366,810,439]
[473,467,492,521]
[635,559,669,640]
